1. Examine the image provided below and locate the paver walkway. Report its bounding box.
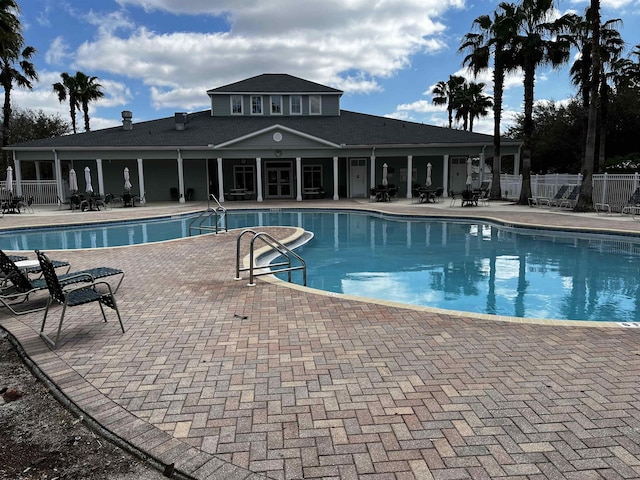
[1,199,639,479]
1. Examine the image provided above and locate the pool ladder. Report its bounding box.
[235,229,307,287]
[188,194,228,235]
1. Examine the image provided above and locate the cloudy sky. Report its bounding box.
[13,0,640,135]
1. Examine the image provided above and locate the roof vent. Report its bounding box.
[122,110,133,131]
[175,112,188,131]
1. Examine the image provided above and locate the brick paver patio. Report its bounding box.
[1,199,639,479]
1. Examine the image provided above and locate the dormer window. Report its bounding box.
[309,95,321,115]
[231,95,243,115]
[251,96,263,115]
[290,96,302,115]
[271,95,282,115]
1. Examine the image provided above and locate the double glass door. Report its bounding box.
[266,165,292,198]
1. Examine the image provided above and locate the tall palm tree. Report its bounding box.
[512,0,573,205]
[0,0,37,158]
[576,0,601,211]
[459,4,518,200]
[53,72,81,134]
[431,75,465,128]
[75,72,104,132]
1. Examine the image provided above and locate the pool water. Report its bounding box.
[2,209,640,322]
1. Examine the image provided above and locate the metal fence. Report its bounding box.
[1,180,59,205]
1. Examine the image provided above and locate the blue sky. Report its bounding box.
[13,0,640,135]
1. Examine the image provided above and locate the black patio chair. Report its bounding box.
[36,250,125,350]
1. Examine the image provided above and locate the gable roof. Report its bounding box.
[6,110,517,151]
[206,73,343,95]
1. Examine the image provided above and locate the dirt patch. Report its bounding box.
[0,332,166,479]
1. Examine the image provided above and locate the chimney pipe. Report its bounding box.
[122,110,133,131]
[175,112,188,131]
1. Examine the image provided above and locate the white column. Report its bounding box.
[442,154,449,197]
[53,150,64,200]
[35,161,41,181]
[217,157,225,202]
[14,156,22,196]
[333,156,339,200]
[406,155,413,199]
[96,158,104,195]
[514,151,521,176]
[137,158,146,203]
[177,150,185,203]
[479,151,485,186]
[296,157,302,201]
[370,152,376,199]
[256,157,263,202]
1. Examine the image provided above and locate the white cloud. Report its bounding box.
[44,37,71,65]
[69,1,463,109]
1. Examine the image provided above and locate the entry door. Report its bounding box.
[450,157,468,193]
[350,159,367,197]
[266,167,292,198]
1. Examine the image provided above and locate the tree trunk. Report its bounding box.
[517,60,535,205]
[576,0,600,211]
[490,54,504,201]
[82,101,90,132]
[2,74,12,172]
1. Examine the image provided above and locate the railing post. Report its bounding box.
[601,172,608,205]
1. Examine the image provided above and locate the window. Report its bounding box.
[309,95,321,115]
[231,95,243,115]
[303,165,323,189]
[234,165,255,191]
[270,95,282,115]
[290,95,302,115]
[251,96,263,115]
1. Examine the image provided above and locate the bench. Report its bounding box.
[227,189,254,200]
[302,187,323,199]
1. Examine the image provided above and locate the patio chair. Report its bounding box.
[597,187,640,216]
[36,250,125,350]
[533,184,571,208]
[557,185,581,209]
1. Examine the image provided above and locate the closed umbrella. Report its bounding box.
[84,166,93,194]
[5,166,13,194]
[124,167,132,191]
[426,163,432,188]
[465,158,472,190]
[382,163,388,187]
[69,168,78,192]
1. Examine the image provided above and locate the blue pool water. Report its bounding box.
[2,209,639,322]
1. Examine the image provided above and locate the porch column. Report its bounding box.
[296,157,302,201]
[514,148,521,176]
[370,151,376,200]
[53,150,64,201]
[177,150,185,203]
[217,157,225,202]
[406,155,413,199]
[14,156,22,196]
[96,158,104,195]
[256,157,263,202]
[333,156,339,200]
[479,149,485,186]
[442,154,449,197]
[137,158,146,203]
[35,161,41,181]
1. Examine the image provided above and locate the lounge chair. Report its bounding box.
[596,186,640,216]
[36,250,125,350]
[557,185,581,209]
[531,184,571,208]
[0,249,123,316]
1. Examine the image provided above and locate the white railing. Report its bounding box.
[530,173,582,199]
[0,180,59,205]
[500,174,522,200]
[593,173,640,212]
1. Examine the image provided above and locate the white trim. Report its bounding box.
[213,124,342,149]
[290,95,302,115]
[309,95,322,115]
[250,95,263,115]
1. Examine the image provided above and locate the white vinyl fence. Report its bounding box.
[0,180,59,205]
[592,173,640,212]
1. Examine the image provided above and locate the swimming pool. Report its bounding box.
[2,209,640,323]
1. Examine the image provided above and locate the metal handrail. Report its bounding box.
[235,229,306,287]
[188,195,227,235]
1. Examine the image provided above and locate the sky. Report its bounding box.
[11,0,640,136]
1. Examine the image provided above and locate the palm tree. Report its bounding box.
[512,0,573,205]
[575,0,601,211]
[0,0,37,158]
[459,4,518,200]
[467,82,493,132]
[75,72,104,132]
[431,75,465,128]
[53,72,81,134]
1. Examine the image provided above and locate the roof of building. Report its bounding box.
[206,73,343,95]
[7,110,517,150]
